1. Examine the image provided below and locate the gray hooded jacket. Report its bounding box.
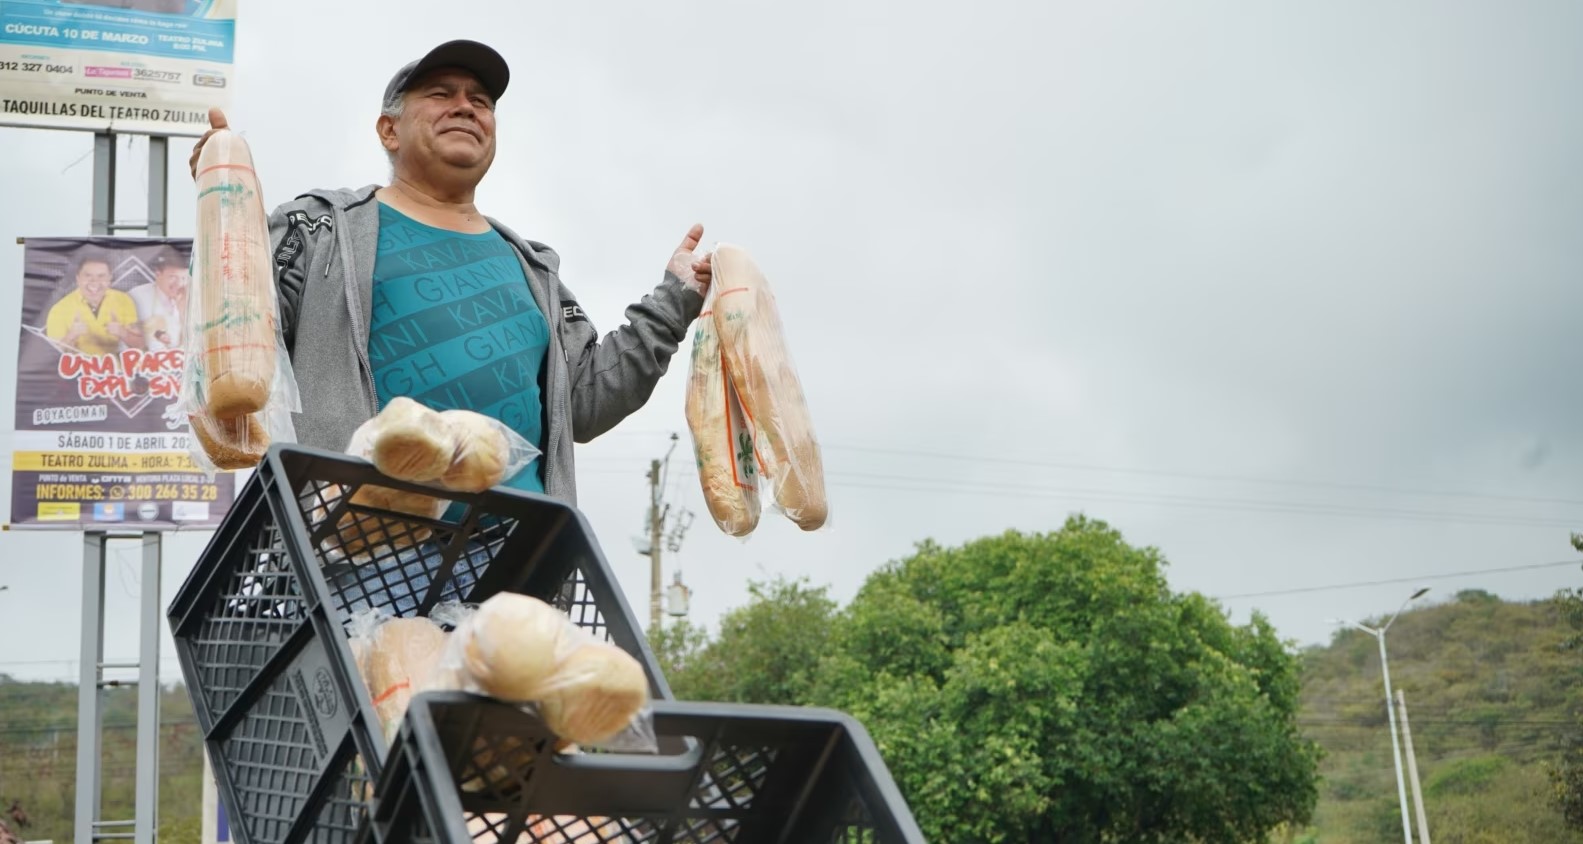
[266,184,704,505]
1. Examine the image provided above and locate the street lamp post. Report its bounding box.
[1330,587,1429,844]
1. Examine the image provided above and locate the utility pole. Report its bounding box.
[641,433,693,633]
[647,453,666,633]
[1397,689,1431,844]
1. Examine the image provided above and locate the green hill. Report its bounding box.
[1296,588,1583,842]
[1,587,1579,842]
[0,678,203,844]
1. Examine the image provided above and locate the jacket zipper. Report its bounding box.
[551,288,568,496]
[333,206,380,410]
[540,267,562,495]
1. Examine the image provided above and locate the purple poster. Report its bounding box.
[10,235,235,530]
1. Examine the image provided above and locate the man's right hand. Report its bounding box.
[188,107,229,180]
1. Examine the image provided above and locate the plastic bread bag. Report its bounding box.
[181,127,302,475]
[346,606,381,686]
[180,272,300,476]
[344,606,451,802]
[344,608,378,801]
[685,289,762,538]
[310,399,542,564]
[709,244,828,532]
[344,608,450,744]
[423,592,657,754]
[185,408,279,474]
[312,412,451,565]
[428,601,588,797]
[356,397,542,493]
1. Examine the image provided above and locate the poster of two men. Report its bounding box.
[11,236,233,530]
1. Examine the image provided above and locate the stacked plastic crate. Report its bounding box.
[168,445,925,844]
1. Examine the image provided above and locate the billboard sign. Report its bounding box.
[0,0,236,136]
[10,235,236,530]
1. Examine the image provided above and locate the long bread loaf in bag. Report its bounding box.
[711,244,829,531]
[188,412,268,471]
[192,129,278,418]
[685,299,761,537]
[181,126,301,475]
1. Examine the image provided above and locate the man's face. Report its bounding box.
[390,68,497,176]
[75,260,111,307]
[154,265,187,298]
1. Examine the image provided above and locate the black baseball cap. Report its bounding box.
[383,39,510,107]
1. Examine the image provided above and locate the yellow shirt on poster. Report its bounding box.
[45,289,140,356]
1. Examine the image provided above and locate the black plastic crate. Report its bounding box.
[368,692,927,844]
[168,444,672,844]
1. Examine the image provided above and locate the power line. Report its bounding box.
[820,471,1579,530]
[602,433,1583,508]
[1299,716,1577,727]
[820,443,1583,508]
[608,466,1580,531]
[1212,559,1581,600]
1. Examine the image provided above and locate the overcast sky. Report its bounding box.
[1,0,1581,686]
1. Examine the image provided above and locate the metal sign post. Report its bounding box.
[73,132,170,844]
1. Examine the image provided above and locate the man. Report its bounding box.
[127,246,188,352]
[45,251,143,356]
[190,39,710,506]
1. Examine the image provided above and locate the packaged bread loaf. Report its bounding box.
[535,641,651,746]
[361,397,539,491]
[423,593,655,751]
[418,602,583,798]
[180,122,302,476]
[369,396,458,482]
[439,408,533,493]
[313,408,446,562]
[323,483,447,562]
[192,129,278,418]
[309,400,542,563]
[711,244,829,531]
[685,302,761,537]
[188,412,268,471]
[346,608,554,803]
[346,611,449,743]
[346,632,566,808]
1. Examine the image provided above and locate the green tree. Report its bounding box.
[1548,536,1583,830]
[1552,732,1583,833]
[807,518,1321,843]
[652,576,837,704]
[650,615,711,690]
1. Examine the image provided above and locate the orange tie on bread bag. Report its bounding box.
[192,129,278,419]
[711,245,828,531]
[684,299,761,537]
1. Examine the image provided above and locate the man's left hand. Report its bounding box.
[669,223,712,297]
